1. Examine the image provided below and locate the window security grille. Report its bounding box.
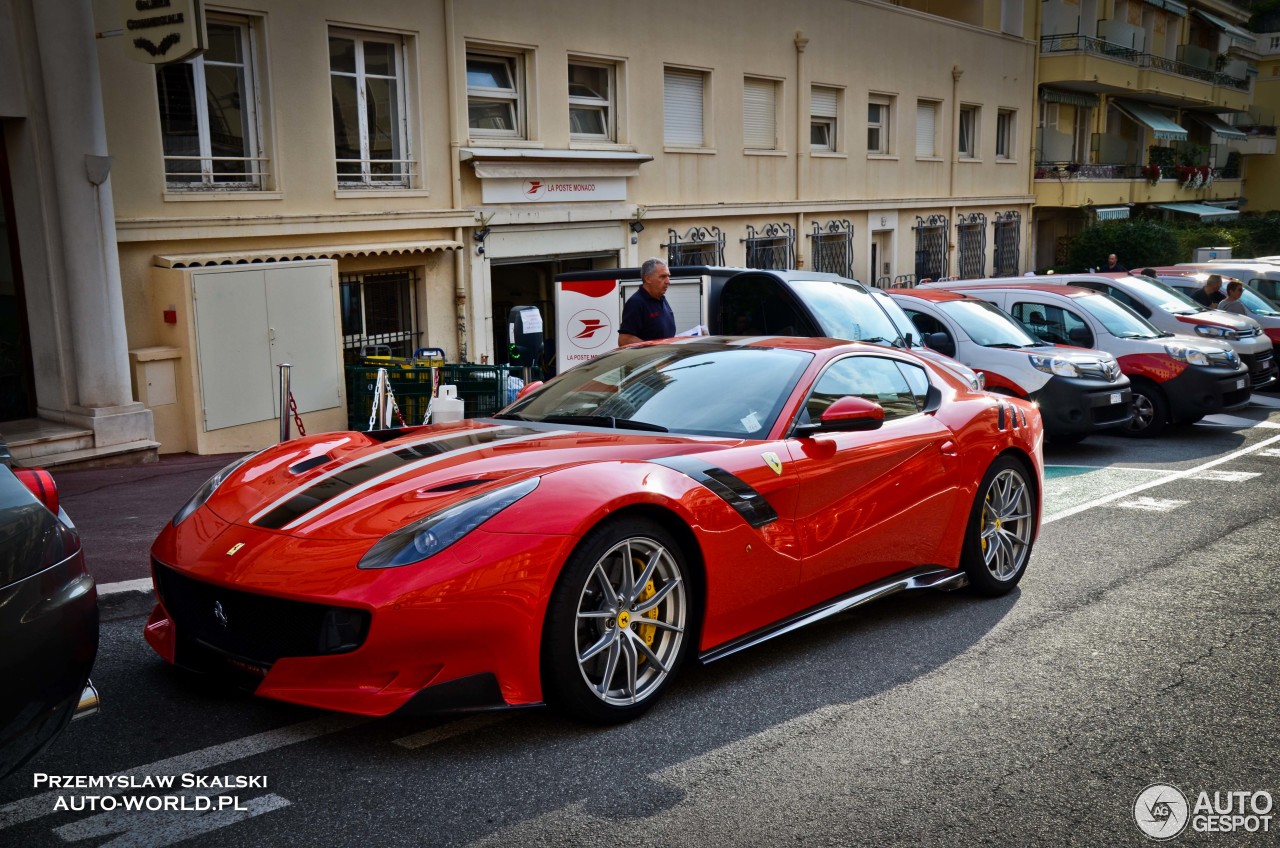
[665,226,725,266]
[994,211,1021,277]
[809,220,854,277]
[956,213,987,280]
[340,269,419,360]
[913,215,948,281]
[743,223,795,270]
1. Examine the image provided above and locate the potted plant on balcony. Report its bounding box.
[1141,164,1162,185]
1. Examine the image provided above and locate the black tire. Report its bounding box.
[542,517,693,723]
[960,456,1036,596]
[1121,382,1169,438]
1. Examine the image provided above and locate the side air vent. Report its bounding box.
[289,455,331,474]
[419,479,493,494]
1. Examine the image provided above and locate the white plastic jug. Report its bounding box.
[432,384,464,423]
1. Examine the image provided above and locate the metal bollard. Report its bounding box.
[278,363,293,442]
[375,368,394,429]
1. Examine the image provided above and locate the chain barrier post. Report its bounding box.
[278,363,293,442]
[376,367,394,429]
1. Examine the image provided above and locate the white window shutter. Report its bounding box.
[811,86,837,118]
[744,78,776,149]
[916,101,936,157]
[664,69,704,146]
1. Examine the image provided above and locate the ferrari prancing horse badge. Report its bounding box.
[762,451,783,475]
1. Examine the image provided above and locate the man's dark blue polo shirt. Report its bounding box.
[619,287,676,341]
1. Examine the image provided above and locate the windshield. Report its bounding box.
[501,343,812,438]
[868,288,923,347]
[1123,276,1204,315]
[1239,287,1280,317]
[1078,293,1164,339]
[789,280,904,346]
[936,299,1043,347]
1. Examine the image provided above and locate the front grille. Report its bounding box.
[1075,361,1122,382]
[1088,388,1132,425]
[153,561,371,667]
[1240,352,1276,388]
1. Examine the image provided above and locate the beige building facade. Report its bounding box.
[6,0,1041,457]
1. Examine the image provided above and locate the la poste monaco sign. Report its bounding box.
[557,279,620,374]
[121,0,206,65]
[483,177,626,204]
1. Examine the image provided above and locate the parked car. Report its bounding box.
[0,441,99,779]
[145,336,1042,724]
[927,281,1250,437]
[1027,273,1277,391]
[1154,265,1280,347]
[889,287,1132,443]
[1171,261,1280,306]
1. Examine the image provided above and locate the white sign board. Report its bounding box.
[482,177,626,204]
[121,0,206,64]
[557,278,620,374]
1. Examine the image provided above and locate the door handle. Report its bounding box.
[939,440,959,457]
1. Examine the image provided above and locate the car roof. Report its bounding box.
[930,281,1097,298]
[887,287,976,303]
[654,334,898,355]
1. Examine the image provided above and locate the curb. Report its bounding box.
[98,582,156,622]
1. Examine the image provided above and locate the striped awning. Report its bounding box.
[1155,202,1239,220]
[1113,99,1188,142]
[1039,88,1100,109]
[1095,207,1130,220]
[1193,8,1257,47]
[154,241,462,269]
[1186,113,1248,141]
[1141,0,1188,17]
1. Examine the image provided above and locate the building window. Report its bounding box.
[916,100,938,158]
[340,269,418,361]
[867,97,891,154]
[568,60,614,141]
[467,50,524,138]
[913,214,948,281]
[996,108,1015,160]
[743,223,795,270]
[665,226,724,265]
[664,67,707,147]
[743,76,778,150]
[156,15,264,189]
[959,104,979,159]
[810,220,854,277]
[330,30,411,187]
[811,86,839,152]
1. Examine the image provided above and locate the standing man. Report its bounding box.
[618,258,676,346]
[1103,253,1125,272]
[1218,279,1249,315]
[1191,274,1226,307]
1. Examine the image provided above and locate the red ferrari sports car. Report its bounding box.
[145,336,1043,723]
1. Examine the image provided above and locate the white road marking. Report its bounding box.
[97,578,152,596]
[1199,414,1270,428]
[1248,394,1280,409]
[1190,470,1261,482]
[1260,448,1280,458]
[0,715,364,830]
[51,789,289,847]
[1114,497,1187,512]
[392,714,511,749]
[1044,432,1280,525]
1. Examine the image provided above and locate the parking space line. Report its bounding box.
[1114,497,1187,512]
[0,715,366,830]
[393,714,511,750]
[1044,432,1280,525]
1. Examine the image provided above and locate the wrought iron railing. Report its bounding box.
[742,223,796,271]
[664,226,725,266]
[1040,35,1251,90]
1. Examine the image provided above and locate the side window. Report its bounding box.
[805,356,922,423]
[718,278,816,336]
[1012,301,1066,344]
[903,308,946,338]
[1106,287,1150,318]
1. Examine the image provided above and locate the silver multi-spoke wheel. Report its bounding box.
[574,536,687,707]
[962,456,1036,595]
[978,468,1033,582]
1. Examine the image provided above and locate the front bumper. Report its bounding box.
[1238,349,1277,390]
[146,527,576,716]
[1163,364,1252,422]
[1030,376,1133,437]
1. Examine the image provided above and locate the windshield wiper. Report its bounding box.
[985,342,1029,349]
[859,336,899,347]
[541,414,669,432]
[492,412,530,421]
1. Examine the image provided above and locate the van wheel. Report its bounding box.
[1121,382,1168,438]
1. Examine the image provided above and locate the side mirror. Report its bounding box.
[924,331,956,358]
[1067,327,1091,346]
[794,396,885,437]
[516,380,544,401]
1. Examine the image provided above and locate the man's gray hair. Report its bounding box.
[641,257,668,279]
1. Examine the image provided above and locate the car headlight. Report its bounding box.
[172,453,256,526]
[358,477,540,569]
[1164,344,1210,367]
[1194,325,1239,340]
[1028,354,1081,378]
[971,371,985,390]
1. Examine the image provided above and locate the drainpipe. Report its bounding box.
[949,65,963,277]
[445,0,468,362]
[795,32,809,268]
[1029,0,1043,272]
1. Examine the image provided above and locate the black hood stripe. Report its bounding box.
[252,426,548,530]
[649,456,778,527]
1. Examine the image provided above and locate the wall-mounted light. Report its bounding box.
[629,220,645,234]
[473,226,491,255]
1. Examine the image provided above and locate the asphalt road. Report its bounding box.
[3,403,1279,847]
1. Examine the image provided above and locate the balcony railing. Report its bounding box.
[1034,162,1241,181]
[1040,35,1251,91]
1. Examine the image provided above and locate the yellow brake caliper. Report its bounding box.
[633,556,659,663]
